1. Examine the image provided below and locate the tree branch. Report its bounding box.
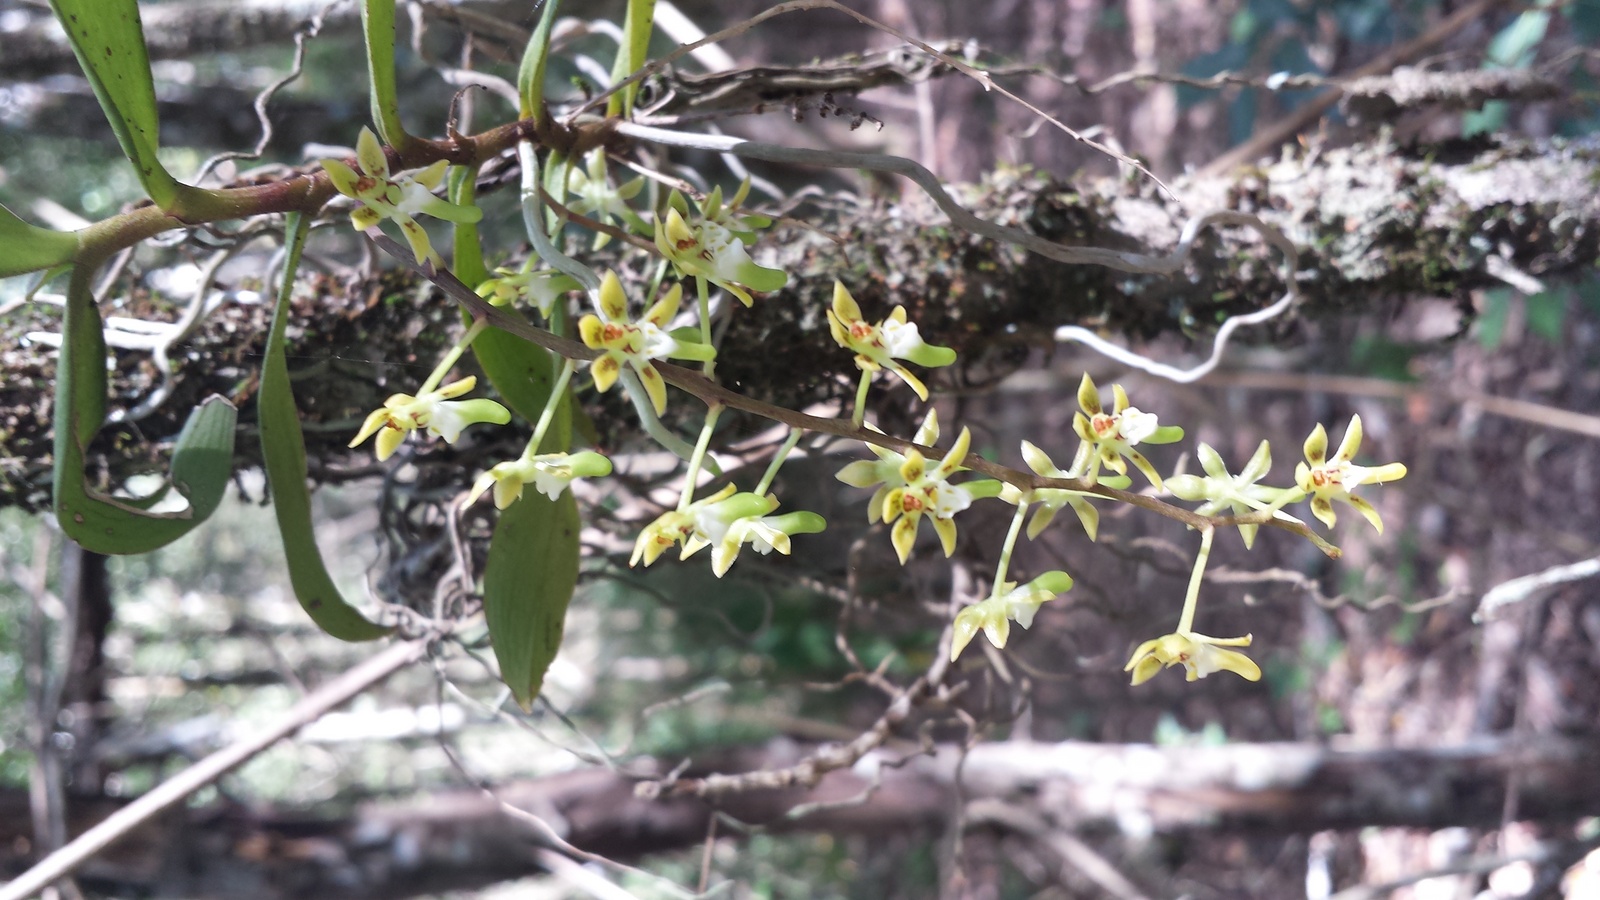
[11,734,1599,898]
[0,638,433,900]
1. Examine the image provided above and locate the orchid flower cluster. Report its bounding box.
[323,131,1407,691]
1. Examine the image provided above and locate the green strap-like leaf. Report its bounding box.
[0,203,78,278]
[483,489,580,710]
[361,0,409,147]
[517,0,562,121]
[607,0,658,117]
[168,396,236,524]
[457,158,580,706]
[48,0,179,208]
[259,214,392,641]
[53,267,238,554]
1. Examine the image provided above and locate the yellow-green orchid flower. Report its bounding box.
[679,492,827,577]
[476,258,580,318]
[630,486,823,575]
[835,410,944,525]
[467,450,613,509]
[1011,440,1131,541]
[348,376,510,461]
[704,510,826,576]
[654,183,786,306]
[629,487,741,569]
[577,271,715,415]
[950,571,1074,660]
[827,281,956,400]
[565,149,646,249]
[1294,415,1407,532]
[835,410,1005,563]
[1124,631,1261,685]
[320,127,482,266]
[1166,441,1297,548]
[1070,373,1183,489]
[878,426,1003,564]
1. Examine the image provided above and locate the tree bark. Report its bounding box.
[3,735,1595,899]
[2,133,1597,511]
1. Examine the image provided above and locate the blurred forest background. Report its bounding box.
[3,0,1600,897]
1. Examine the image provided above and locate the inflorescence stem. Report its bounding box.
[368,231,1343,560]
[990,499,1031,597]
[418,318,489,394]
[1176,526,1216,634]
[755,428,803,496]
[524,358,578,457]
[852,371,873,428]
[676,404,725,511]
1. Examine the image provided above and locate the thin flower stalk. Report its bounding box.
[1123,527,1262,685]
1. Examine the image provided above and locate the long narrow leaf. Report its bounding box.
[48,0,179,208]
[0,203,78,278]
[53,267,237,554]
[360,0,409,146]
[483,489,580,710]
[607,0,658,117]
[517,0,562,121]
[258,214,391,641]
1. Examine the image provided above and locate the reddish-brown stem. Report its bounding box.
[367,234,1342,560]
[68,118,547,267]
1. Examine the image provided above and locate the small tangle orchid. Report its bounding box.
[578,271,715,415]
[349,376,510,461]
[1071,373,1183,489]
[654,183,788,306]
[17,0,1430,736]
[1295,415,1408,533]
[321,126,481,267]
[827,280,956,401]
